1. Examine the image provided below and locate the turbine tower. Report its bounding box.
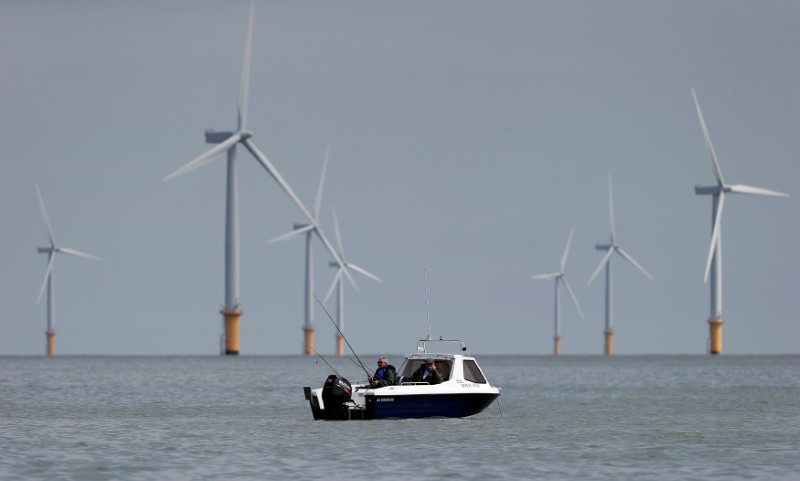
[35,185,99,356]
[531,227,584,355]
[268,146,330,356]
[691,89,789,355]
[323,207,382,356]
[588,176,653,355]
[163,3,349,355]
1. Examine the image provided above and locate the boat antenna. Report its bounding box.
[314,296,373,378]
[312,349,341,377]
[424,268,431,340]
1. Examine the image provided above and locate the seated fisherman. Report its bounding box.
[368,356,397,388]
[412,358,443,385]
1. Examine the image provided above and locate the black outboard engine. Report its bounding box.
[321,375,352,420]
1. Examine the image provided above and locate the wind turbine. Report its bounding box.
[323,207,382,356]
[268,146,330,356]
[691,89,789,355]
[162,3,349,355]
[35,185,100,356]
[531,227,584,355]
[588,176,653,355]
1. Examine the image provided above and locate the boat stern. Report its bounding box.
[303,386,325,420]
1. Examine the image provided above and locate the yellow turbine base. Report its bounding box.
[46,331,55,357]
[553,337,561,356]
[708,318,723,355]
[604,330,614,356]
[303,327,314,356]
[336,335,344,357]
[222,309,242,355]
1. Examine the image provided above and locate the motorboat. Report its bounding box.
[303,338,501,420]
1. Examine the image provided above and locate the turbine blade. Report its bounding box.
[238,0,255,131]
[345,269,359,291]
[35,185,56,247]
[561,277,585,319]
[728,184,789,198]
[244,139,354,283]
[313,145,330,221]
[57,247,100,261]
[323,269,343,304]
[608,176,616,243]
[588,247,614,285]
[329,207,358,290]
[332,207,346,261]
[346,262,383,283]
[560,226,575,272]
[37,255,56,305]
[615,247,653,280]
[692,88,725,186]
[703,192,725,283]
[267,224,314,244]
[531,272,559,280]
[242,139,317,223]
[163,133,242,182]
[315,227,356,289]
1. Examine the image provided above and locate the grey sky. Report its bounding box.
[1,1,798,355]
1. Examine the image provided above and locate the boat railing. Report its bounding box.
[416,337,468,354]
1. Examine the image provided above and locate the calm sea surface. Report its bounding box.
[1,354,798,480]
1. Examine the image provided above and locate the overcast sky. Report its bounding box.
[2,1,798,356]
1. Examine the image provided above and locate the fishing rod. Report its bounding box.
[312,349,341,377]
[314,296,374,379]
[343,354,366,373]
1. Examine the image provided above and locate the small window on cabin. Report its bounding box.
[462,360,487,384]
[436,361,452,381]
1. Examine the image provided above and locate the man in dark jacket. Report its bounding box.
[369,357,397,388]
[412,358,443,385]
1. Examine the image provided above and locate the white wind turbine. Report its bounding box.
[35,185,100,356]
[323,207,382,356]
[531,227,584,355]
[268,146,330,356]
[691,89,789,355]
[162,3,350,355]
[588,176,653,355]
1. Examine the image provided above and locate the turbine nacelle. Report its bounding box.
[695,184,787,197]
[695,185,721,195]
[205,129,252,144]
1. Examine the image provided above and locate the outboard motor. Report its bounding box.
[321,375,352,420]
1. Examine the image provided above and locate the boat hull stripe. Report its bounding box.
[365,392,499,419]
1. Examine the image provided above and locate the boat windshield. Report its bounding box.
[462,359,487,384]
[398,359,452,382]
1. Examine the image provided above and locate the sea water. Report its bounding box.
[1,355,798,480]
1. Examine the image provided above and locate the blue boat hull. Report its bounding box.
[365,392,499,419]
